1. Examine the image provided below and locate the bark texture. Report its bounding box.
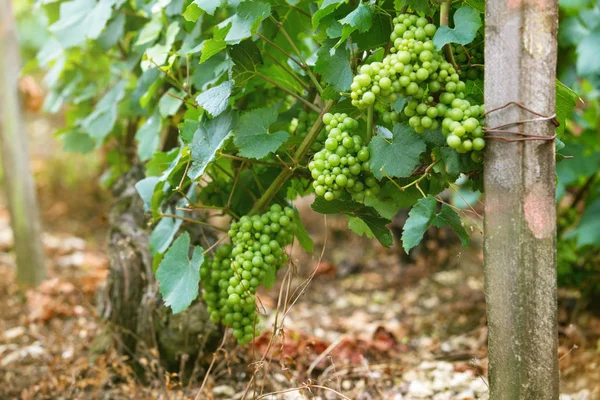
[484,0,559,398]
[96,166,221,373]
[0,0,47,286]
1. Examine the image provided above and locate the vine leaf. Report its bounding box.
[156,232,204,314]
[335,3,373,50]
[312,0,346,30]
[402,196,437,253]
[135,14,163,47]
[145,22,180,67]
[61,130,95,153]
[311,198,393,247]
[294,211,314,253]
[136,111,162,162]
[576,28,600,77]
[315,40,353,92]
[432,205,469,247]
[394,0,428,15]
[369,123,426,180]
[135,177,161,212]
[199,25,229,63]
[432,5,482,50]
[196,81,233,117]
[365,181,421,219]
[150,207,183,255]
[183,0,223,22]
[49,0,113,49]
[233,108,289,159]
[159,89,184,117]
[188,111,237,180]
[82,81,126,143]
[229,40,263,87]
[569,197,600,248]
[556,80,578,136]
[218,1,271,45]
[402,196,469,253]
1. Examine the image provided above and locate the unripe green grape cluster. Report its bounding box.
[350,13,486,159]
[201,204,297,345]
[452,34,484,81]
[289,110,327,152]
[308,113,380,202]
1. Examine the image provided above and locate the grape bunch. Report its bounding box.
[308,113,380,202]
[452,33,484,81]
[288,110,327,152]
[201,204,297,345]
[350,13,486,159]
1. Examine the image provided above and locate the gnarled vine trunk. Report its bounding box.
[94,166,221,375]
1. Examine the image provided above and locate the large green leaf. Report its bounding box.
[576,28,600,77]
[312,198,393,247]
[312,0,346,30]
[156,232,204,314]
[136,112,162,162]
[433,6,482,50]
[393,0,429,15]
[81,81,126,143]
[196,81,232,117]
[229,40,263,87]
[188,111,237,180]
[556,80,578,136]
[145,22,180,67]
[335,3,373,49]
[183,0,224,22]
[158,89,185,117]
[369,123,427,180]
[150,207,184,255]
[49,0,113,49]
[571,197,600,248]
[218,1,271,44]
[402,196,437,253]
[233,108,289,159]
[314,40,353,92]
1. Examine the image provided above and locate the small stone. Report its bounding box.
[408,380,433,398]
[342,380,353,390]
[212,385,235,397]
[3,326,26,340]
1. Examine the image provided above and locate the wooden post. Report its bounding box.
[484,0,559,398]
[0,1,47,286]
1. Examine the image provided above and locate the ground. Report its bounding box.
[0,113,599,399]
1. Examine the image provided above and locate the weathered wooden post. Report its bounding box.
[0,0,47,286]
[484,0,559,398]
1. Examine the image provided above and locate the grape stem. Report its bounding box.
[249,100,335,215]
[382,160,439,194]
[440,0,461,72]
[366,105,374,141]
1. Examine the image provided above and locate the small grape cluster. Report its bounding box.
[350,13,486,159]
[452,34,483,81]
[308,113,380,202]
[201,205,296,345]
[288,110,327,152]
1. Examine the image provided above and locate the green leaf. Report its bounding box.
[294,211,314,253]
[150,207,184,255]
[364,181,421,219]
[156,232,204,314]
[369,123,427,180]
[572,197,600,248]
[188,111,236,180]
[200,39,227,62]
[433,205,469,247]
[335,3,373,49]
[556,80,578,136]
[61,130,95,153]
[311,198,393,247]
[136,112,162,162]
[135,14,163,47]
[218,1,271,44]
[145,22,181,67]
[576,28,600,77]
[159,89,185,117]
[233,108,289,159]
[49,0,113,49]
[402,196,437,253]
[135,177,161,212]
[82,81,126,143]
[98,13,125,50]
[263,264,277,289]
[432,6,482,50]
[464,0,485,13]
[313,0,346,30]
[196,81,232,117]
[394,0,428,15]
[229,40,263,87]
[347,216,375,239]
[314,40,353,92]
[184,0,223,22]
